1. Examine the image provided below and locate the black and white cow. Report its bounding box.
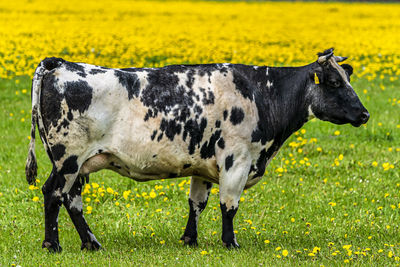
[26,48,369,252]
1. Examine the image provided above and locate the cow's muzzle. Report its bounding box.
[351,110,370,127]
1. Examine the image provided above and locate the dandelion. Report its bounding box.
[106,187,114,194]
[123,190,131,200]
[86,206,92,214]
[32,196,39,202]
[334,130,340,136]
[149,191,157,198]
[264,240,270,244]
[282,250,288,257]
[200,250,208,255]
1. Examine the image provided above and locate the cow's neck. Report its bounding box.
[253,63,315,147]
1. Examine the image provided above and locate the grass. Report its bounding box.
[0,73,398,266]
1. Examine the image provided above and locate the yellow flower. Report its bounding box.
[200,250,208,255]
[149,191,157,198]
[282,250,288,257]
[86,206,92,214]
[123,190,131,200]
[32,196,39,202]
[334,130,340,136]
[264,240,270,244]
[106,187,114,194]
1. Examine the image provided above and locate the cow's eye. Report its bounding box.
[330,80,341,88]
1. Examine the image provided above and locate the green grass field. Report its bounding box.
[0,73,398,266]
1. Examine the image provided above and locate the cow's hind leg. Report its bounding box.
[219,153,251,248]
[181,176,212,246]
[42,168,63,252]
[63,176,101,250]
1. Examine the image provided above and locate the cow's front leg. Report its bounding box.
[42,168,63,253]
[219,153,251,248]
[63,176,101,251]
[181,176,212,246]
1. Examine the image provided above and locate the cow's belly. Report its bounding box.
[80,129,220,182]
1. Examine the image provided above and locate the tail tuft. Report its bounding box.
[26,151,37,185]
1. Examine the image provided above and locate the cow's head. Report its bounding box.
[308,48,369,127]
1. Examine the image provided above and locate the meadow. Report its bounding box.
[0,0,399,266]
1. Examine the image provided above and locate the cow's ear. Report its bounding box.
[309,67,324,84]
[341,64,353,76]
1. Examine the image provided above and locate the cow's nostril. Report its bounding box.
[360,111,370,123]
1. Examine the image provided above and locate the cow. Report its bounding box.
[25,48,369,252]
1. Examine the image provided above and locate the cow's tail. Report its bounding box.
[25,57,65,185]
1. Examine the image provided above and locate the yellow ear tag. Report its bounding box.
[314,73,320,84]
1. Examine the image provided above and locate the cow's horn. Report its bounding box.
[317,51,334,64]
[334,56,348,62]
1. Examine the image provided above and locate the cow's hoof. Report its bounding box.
[180,235,198,247]
[42,240,62,253]
[81,240,102,251]
[223,240,240,249]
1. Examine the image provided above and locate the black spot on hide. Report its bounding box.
[51,144,66,161]
[114,70,140,99]
[183,117,207,154]
[183,164,191,169]
[204,181,212,190]
[151,130,158,141]
[67,110,73,121]
[200,130,221,159]
[64,62,87,78]
[232,67,254,101]
[225,154,234,171]
[229,107,245,125]
[223,110,228,121]
[160,119,182,141]
[64,80,93,114]
[42,57,64,71]
[89,68,107,75]
[217,137,225,149]
[59,155,79,176]
[41,73,63,129]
